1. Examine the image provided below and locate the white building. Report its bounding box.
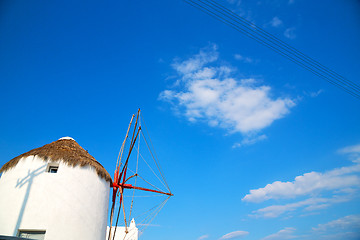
[106,219,138,240]
[0,137,111,240]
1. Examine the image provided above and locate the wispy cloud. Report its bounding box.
[306,89,323,98]
[232,134,267,148]
[261,227,297,240]
[339,143,360,163]
[313,215,360,239]
[269,17,283,28]
[251,196,350,218]
[284,27,296,39]
[339,144,360,154]
[160,45,295,138]
[313,215,360,232]
[172,44,218,77]
[198,234,210,240]
[234,54,253,63]
[219,231,249,239]
[261,215,360,239]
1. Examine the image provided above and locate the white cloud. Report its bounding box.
[198,234,210,240]
[339,144,360,163]
[260,215,360,240]
[219,231,249,239]
[320,232,360,240]
[284,27,296,39]
[234,54,253,63]
[232,134,267,148]
[242,164,360,203]
[313,215,360,232]
[252,196,350,218]
[270,17,283,27]
[172,44,218,76]
[305,89,323,98]
[311,215,360,240]
[261,227,297,240]
[160,45,295,136]
[339,144,360,154]
[243,143,360,219]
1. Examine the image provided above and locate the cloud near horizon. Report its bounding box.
[251,196,350,218]
[313,215,360,232]
[242,164,360,203]
[159,45,295,137]
[243,144,360,218]
[261,227,296,240]
[198,234,210,240]
[219,231,249,239]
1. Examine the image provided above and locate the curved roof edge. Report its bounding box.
[0,138,112,183]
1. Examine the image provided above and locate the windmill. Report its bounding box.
[108,109,173,240]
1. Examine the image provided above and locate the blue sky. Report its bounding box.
[1,0,360,239]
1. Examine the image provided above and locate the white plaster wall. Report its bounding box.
[0,155,110,240]
[106,224,138,240]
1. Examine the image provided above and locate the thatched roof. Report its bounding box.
[0,138,112,182]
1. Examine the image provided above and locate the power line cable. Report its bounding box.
[203,0,360,93]
[184,0,360,98]
[183,0,360,99]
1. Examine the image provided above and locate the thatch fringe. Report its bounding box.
[0,139,112,183]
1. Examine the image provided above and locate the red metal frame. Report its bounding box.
[108,110,172,240]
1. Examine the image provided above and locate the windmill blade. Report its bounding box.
[109,109,173,240]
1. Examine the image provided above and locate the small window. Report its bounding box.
[48,166,58,173]
[46,163,59,173]
[18,230,46,240]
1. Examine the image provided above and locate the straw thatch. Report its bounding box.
[0,138,112,183]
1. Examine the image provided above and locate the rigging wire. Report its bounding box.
[127,166,167,194]
[110,109,172,240]
[112,113,141,240]
[140,112,172,192]
[133,144,169,192]
[183,0,360,99]
[136,197,170,236]
[133,195,170,221]
[128,129,140,222]
[115,115,135,174]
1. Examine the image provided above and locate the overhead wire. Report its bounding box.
[183,0,359,98]
[183,0,360,99]
[203,0,360,93]
[185,0,360,98]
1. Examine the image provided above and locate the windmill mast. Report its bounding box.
[108,109,173,240]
